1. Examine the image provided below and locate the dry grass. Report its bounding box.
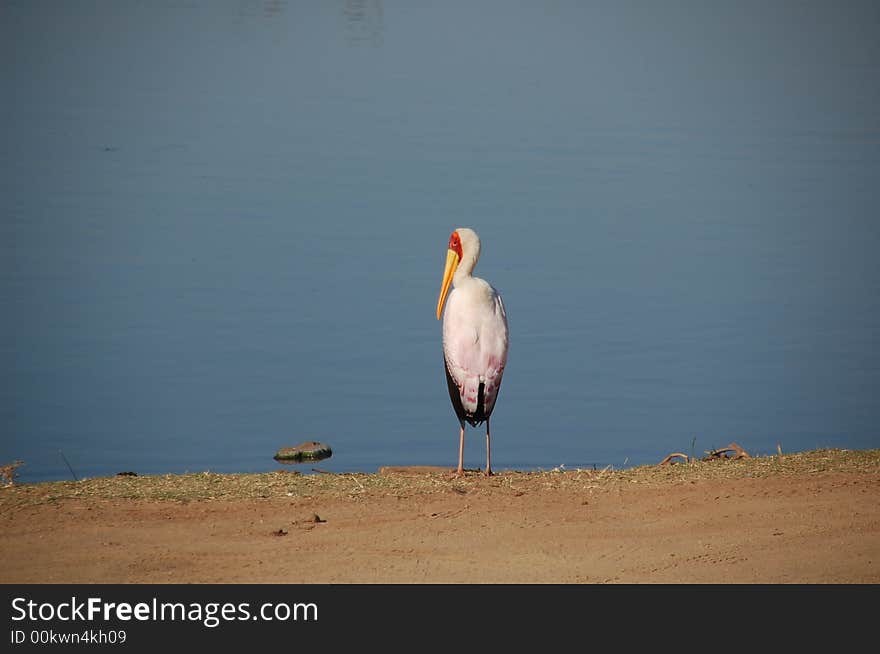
[0,448,877,510]
[0,460,24,487]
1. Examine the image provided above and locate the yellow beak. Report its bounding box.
[436,248,460,320]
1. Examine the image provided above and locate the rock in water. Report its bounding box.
[274,441,333,463]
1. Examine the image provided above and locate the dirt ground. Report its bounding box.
[1,449,878,584]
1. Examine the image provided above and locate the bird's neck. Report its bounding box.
[453,251,479,286]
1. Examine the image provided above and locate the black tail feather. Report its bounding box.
[444,359,487,428]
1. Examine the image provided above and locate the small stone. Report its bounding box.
[274,441,333,463]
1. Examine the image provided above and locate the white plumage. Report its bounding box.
[436,228,509,476]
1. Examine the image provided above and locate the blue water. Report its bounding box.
[3,0,879,483]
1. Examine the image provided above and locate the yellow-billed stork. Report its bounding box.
[436,228,509,476]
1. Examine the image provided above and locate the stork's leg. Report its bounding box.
[485,418,493,476]
[454,420,465,477]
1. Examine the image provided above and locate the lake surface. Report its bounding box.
[3,0,879,483]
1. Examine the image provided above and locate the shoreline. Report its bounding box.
[2,448,878,583]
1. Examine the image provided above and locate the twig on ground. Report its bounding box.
[703,442,750,461]
[595,464,613,480]
[659,453,691,465]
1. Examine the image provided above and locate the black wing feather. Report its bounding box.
[444,356,486,427]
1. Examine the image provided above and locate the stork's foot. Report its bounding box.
[484,468,494,477]
[449,468,465,479]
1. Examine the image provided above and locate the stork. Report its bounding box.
[435,228,509,476]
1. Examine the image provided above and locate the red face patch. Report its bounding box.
[448,231,463,259]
